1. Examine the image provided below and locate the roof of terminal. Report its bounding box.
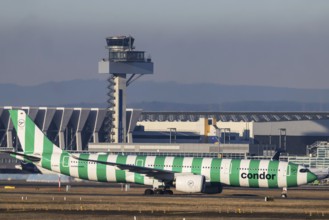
[140,111,329,122]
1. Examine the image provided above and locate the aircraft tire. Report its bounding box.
[154,189,164,195]
[144,189,154,195]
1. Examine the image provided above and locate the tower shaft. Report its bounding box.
[98,35,153,143]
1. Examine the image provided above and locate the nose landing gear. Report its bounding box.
[281,187,288,198]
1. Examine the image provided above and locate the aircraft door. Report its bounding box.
[62,156,70,168]
[136,159,144,167]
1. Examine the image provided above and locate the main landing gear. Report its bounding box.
[144,188,173,195]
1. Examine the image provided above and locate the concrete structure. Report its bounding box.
[0,106,141,151]
[135,117,329,155]
[88,143,248,159]
[98,36,153,143]
[1,106,329,156]
[288,141,329,169]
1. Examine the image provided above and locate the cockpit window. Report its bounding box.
[299,169,309,173]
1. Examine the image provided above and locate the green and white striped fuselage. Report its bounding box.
[8,109,317,193]
[34,153,314,188]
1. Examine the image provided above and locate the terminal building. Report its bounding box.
[1,106,329,159]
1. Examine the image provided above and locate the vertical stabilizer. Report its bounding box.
[9,110,63,155]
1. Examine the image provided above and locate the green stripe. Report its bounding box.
[134,173,144,185]
[59,152,70,176]
[24,115,35,154]
[41,137,53,170]
[307,171,317,183]
[287,163,298,187]
[9,110,18,131]
[248,160,260,188]
[210,158,221,182]
[133,155,147,184]
[43,136,54,154]
[115,155,127,182]
[172,157,184,172]
[96,154,108,182]
[267,161,279,188]
[230,159,241,186]
[154,156,166,170]
[192,158,203,175]
[78,154,89,180]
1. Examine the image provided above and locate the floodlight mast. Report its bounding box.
[98,36,154,143]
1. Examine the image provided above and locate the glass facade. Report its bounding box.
[109,51,145,62]
[287,142,329,168]
[106,37,134,48]
[95,151,245,159]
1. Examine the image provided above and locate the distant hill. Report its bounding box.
[1,79,329,111]
[0,80,108,107]
[127,81,329,104]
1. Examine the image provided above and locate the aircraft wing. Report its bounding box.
[1,151,41,162]
[71,154,175,180]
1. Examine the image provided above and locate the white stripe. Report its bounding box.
[107,154,118,182]
[201,158,212,180]
[50,144,62,172]
[258,160,269,188]
[221,159,232,185]
[182,157,193,173]
[297,165,307,186]
[164,157,175,171]
[126,155,137,183]
[145,156,156,168]
[70,153,79,178]
[88,154,98,181]
[17,112,26,152]
[51,153,61,173]
[143,176,154,186]
[126,155,137,166]
[278,161,288,187]
[239,159,250,187]
[126,172,135,183]
[34,127,44,154]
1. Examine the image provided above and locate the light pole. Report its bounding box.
[279,128,287,151]
[168,128,177,143]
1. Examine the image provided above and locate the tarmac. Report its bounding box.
[0,181,329,219]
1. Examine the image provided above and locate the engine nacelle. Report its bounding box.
[175,175,205,193]
[202,182,223,194]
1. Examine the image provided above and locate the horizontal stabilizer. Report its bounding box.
[1,151,41,162]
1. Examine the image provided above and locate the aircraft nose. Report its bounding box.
[307,171,318,183]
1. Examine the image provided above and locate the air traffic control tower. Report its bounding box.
[98,36,154,143]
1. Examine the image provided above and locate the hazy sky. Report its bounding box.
[1,0,329,88]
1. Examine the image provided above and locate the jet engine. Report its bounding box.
[175,175,205,193]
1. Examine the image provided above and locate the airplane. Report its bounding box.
[3,110,317,196]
